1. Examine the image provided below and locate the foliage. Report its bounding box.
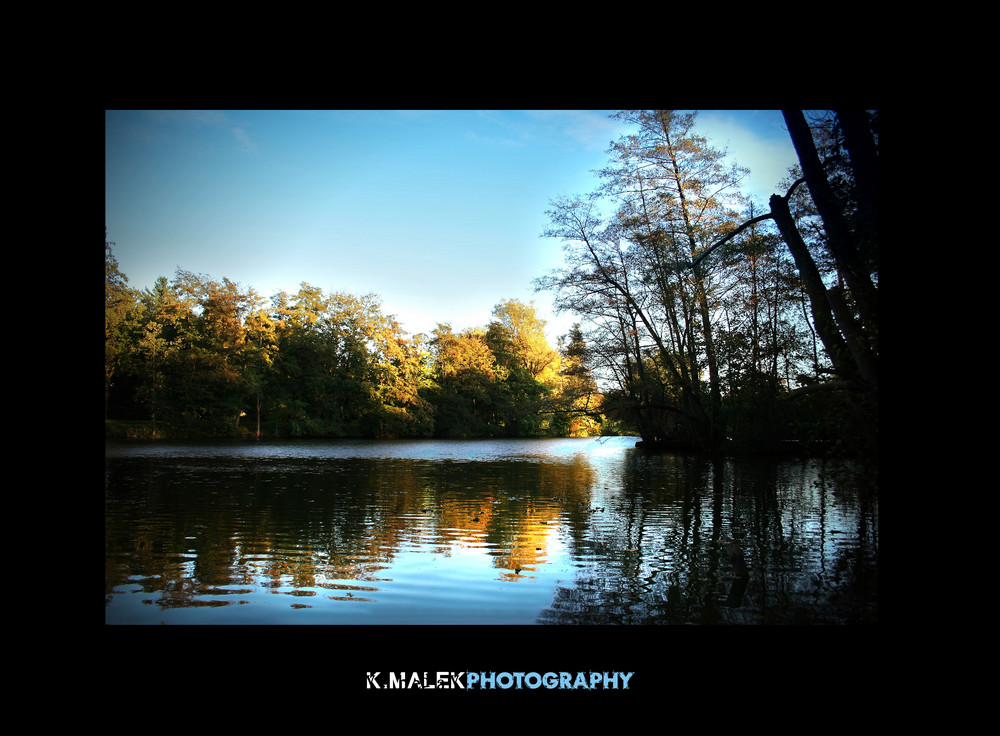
[105,235,137,420]
[422,301,581,438]
[537,111,758,449]
[536,109,878,461]
[104,253,592,439]
[555,324,603,436]
[106,108,877,461]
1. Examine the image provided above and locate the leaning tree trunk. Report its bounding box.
[835,109,879,260]
[768,192,855,381]
[782,110,879,341]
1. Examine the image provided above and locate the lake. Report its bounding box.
[104,436,878,625]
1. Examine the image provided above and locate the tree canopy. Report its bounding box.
[536,109,878,460]
[105,261,602,440]
[106,109,877,463]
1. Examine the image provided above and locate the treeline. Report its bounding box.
[104,258,605,440]
[536,110,878,460]
[106,109,877,460]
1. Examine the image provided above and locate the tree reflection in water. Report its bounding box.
[539,453,877,624]
[105,439,877,624]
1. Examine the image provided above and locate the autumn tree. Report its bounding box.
[264,285,431,438]
[601,110,749,446]
[365,318,435,438]
[484,299,562,436]
[105,236,137,420]
[427,324,499,437]
[148,271,255,435]
[240,293,278,439]
[487,299,560,384]
[423,301,567,438]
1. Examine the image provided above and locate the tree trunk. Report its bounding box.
[781,110,878,332]
[835,109,879,261]
[768,193,855,380]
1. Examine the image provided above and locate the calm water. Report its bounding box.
[104,437,878,625]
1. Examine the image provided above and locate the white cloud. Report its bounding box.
[696,111,798,202]
[232,126,257,152]
[525,110,624,151]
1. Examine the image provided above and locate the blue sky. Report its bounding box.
[105,109,798,343]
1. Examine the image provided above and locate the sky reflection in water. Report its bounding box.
[105,437,877,625]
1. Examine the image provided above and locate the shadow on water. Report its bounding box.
[537,452,878,624]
